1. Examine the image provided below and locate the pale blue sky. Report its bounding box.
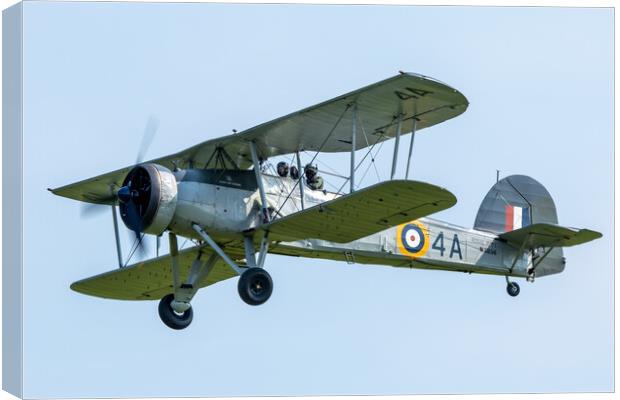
[21,2,613,397]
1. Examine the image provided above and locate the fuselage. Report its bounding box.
[164,168,564,279]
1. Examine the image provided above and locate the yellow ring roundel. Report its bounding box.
[396,221,429,258]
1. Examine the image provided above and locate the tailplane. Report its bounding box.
[474,175,602,277]
[475,175,563,277]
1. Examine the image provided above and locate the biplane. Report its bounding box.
[50,72,602,330]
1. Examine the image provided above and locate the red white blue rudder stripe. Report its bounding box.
[504,205,531,231]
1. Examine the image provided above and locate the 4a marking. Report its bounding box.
[432,232,463,260]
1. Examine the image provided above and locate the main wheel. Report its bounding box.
[238,267,273,306]
[158,294,193,330]
[506,282,520,297]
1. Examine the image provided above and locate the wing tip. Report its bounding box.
[396,71,469,105]
[583,229,603,240]
[69,281,86,295]
[390,179,458,203]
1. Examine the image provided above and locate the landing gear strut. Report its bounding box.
[156,232,220,330]
[192,224,274,307]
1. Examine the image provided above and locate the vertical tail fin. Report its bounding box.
[474,175,558,234]
[474,175,564,277]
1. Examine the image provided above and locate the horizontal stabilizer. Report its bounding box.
[264,180,456,243]
[499,223,602,249]
[70,246,238,300]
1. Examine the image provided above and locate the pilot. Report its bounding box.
[305,164,324,190]
[289,165,300,180]
[276,161,289,178]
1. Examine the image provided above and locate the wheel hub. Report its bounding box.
[251,278,266,294]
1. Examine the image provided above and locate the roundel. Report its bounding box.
[397,221,429,258]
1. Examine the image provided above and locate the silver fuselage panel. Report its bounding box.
[167,170,564,278]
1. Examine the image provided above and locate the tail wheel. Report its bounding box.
[506,282,520,297]
[238,267,273,306]
[158,294,193,330]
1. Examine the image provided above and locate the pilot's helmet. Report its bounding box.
[277,161,289,177]
[305,164,317,179]
[290,165,299,180]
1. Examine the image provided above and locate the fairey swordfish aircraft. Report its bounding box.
[50,72,602,330]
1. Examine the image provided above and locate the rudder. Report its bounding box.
[474,175,558,234]
[474,175,565,277]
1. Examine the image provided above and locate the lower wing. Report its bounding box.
[263,180,456,243]
[70,246,238,300]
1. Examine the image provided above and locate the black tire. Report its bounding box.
[238,267,273,306]
[158,294,193,330]
[506,282,520,297]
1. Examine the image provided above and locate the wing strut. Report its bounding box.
[110,205,123,268]
[405,118,417,179]
[295,151,305,210]
[350,103,357,193]
[390,111,403,180]
[249,140,270,223]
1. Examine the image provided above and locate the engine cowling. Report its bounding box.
[118,163,178,235]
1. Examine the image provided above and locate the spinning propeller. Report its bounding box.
[81,116,160,258]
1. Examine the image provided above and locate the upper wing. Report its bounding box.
[499,223,602,249]
[70,245,239,300]
[51,72,468,204]
[263,180,456,243]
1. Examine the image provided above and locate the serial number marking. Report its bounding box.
[480,242,497,256]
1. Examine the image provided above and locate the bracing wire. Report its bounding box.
[335,132,386,194]
[305,151,344,176]
[333,111,395,194]
[264,158,302,214]
[123,232,146,267]
[288,152,297,166]
[302,113,388,196]
[267,162,300,214]
[274,103,352,217]
[356,139,387,188]
[358,114,383,183]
